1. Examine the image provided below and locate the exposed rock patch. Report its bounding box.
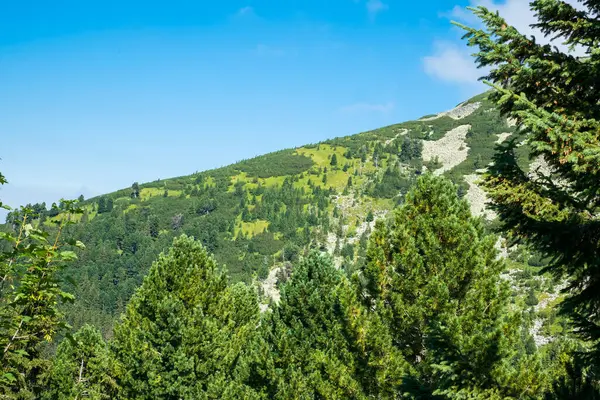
[259,267,281,312]
[530,281,568,347]
[347,210,386,246]
[422,125,471,175]
[496,132,512,144]
[530,319,549,346]
[495,237,509,260]
[420,102,481,121]
[464,174,497,221]
[528,155,553,179]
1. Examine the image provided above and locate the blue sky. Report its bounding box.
[1,0,522,215]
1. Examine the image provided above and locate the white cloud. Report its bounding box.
[354,0,388,20]
[236,6,255,16]
[442,5,480,25]
[425,0,585,87]
[423,41,486,85]
[450,0,585,51]
[339,102,395,114]
[366,0,388,19]
[230,5,261,22]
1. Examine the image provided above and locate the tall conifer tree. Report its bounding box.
[261,251,405,399]
[454,0,600,379]
[359,175,539,398]
[112,235,262,399]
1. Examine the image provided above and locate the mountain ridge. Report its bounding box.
[4,90,534,335]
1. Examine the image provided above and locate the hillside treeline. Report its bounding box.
[1,0,599,398]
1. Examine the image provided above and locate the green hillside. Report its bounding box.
[6,91,534,334]
[5,1,600,395]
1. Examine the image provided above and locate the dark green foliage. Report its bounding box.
[248,232,284,256]
[526,288,539,307]
[131,182,140,199]
[281,243,300,262]
[444,99,521,185]
[544,352,600,400]
[5,202,49,226]
[260,251,404,399]
[112,235,261,399]
[330,153,338,167]
[359,175,540,398]
[53,167,334,333]
[456,0,600,377]
[236,150,314,178]
[400,137,423,162]
[148,214,159,238]
[371,163,414,199]
[340,242,354,259]
[45,324,118,399]
[96,197,113,214]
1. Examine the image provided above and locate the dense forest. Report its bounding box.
[1,0,599,398]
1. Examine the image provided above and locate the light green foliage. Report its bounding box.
[236,219,270,239]
[111,235,262,399]
[261,251,404,399]
[455,0,600,388]
[45,324,118,399]
[359,175,542,398]
[139,187,182,201]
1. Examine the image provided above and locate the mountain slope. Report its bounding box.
[14,91,534,334]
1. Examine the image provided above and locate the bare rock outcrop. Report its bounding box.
[422,125,471,175]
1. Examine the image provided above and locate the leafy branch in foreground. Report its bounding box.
[0,184,84,399]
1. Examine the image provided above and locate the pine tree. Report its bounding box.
[261,251,404,399]
[45,324,118,400]
[148,215,159,238]
[111,235,262,399]
[455,0,600,375]
[97,197,106,214]
[131,182,140,199]
[358,175,538,398]
[330,154,338,167]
